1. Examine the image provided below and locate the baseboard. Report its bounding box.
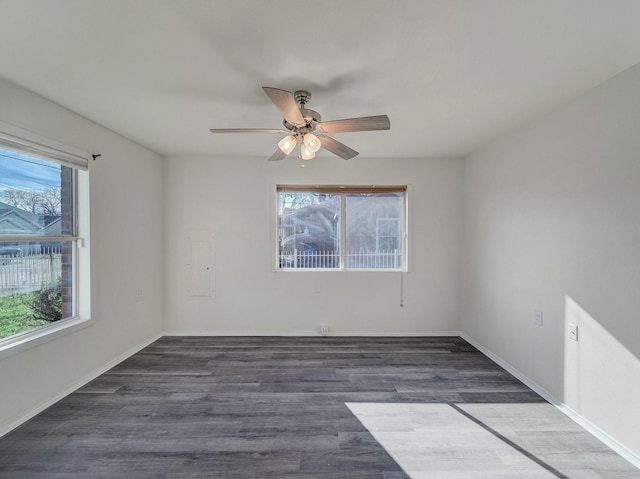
[460,333,559,405]
[555,403,640,470]
[461,333,640,470]
[162,330,462,337]
[0,332,162,438]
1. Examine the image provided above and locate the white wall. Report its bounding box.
[0,78,165,433]
[164,156,463,335]
[462,63,640,457]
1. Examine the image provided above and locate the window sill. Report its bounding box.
[0,316,92,359]
[275,268,406,273]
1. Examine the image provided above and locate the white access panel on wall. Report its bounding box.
[187,232,215,298]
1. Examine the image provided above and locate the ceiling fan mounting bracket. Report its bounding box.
[294,90,311,107]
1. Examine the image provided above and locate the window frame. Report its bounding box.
[375,217,401,252]
[0,122,91,353]
[275,184,408,272]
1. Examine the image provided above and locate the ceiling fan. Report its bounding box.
[209,87,390,161]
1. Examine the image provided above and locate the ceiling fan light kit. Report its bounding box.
[277,134,297,155]
[300,142,315,160]
[303,132,321,153]
[209,87,390,161]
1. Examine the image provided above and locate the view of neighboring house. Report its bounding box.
[0,202,43,235]
[279,196,340,255]
[278,193,403,269]
[0,201,60,254]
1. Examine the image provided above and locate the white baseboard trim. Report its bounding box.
[0,333,162,439]
[460,333,559,405]
[162,330,462,337]
[461,333,640,470]
[555,403,640,470]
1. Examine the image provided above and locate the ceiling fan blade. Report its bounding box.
[209,128,288,134]
[316,115,390,134]
[268,148,287,161]
[319,135,359,160]
[262,87,305,127]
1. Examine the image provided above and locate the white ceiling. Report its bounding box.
[2,0,640,160]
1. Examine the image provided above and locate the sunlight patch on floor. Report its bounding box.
[347,403,554,478]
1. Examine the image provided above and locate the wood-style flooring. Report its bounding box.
[0,337,637,478]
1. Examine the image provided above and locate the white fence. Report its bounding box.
[280,249,401,269]
[0,250,62,297]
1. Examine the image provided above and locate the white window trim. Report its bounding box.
[0,121,89,170]
[273,184,409,272]
[0,123,91,353]
[0,314,92,357]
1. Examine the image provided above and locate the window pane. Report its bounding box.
[278,192,340,269]
[345,193,403,269]
[0,240,75,340]
[1,148,78,342]
[0,149,74,236]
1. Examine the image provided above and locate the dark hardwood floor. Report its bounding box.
[0,337,636,478]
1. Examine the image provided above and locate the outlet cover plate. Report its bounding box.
[568,323,578,341]
[534,310,543,327]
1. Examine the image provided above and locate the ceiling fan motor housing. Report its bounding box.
[284,107,321,131]
[281,90,321,131]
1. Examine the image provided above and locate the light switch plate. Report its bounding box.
[568,323,578,341]
[534,310,543,327]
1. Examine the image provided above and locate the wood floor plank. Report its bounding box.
[0,337,636,477]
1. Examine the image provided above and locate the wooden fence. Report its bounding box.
[0,249,62,297]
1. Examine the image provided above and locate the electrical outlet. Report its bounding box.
[319,324,330,336]
[568,323,578,341]
[534,310,543,327]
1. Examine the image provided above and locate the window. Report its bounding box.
[277,185,407,270]
[376,218,401,252]
[0,124,90,345]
